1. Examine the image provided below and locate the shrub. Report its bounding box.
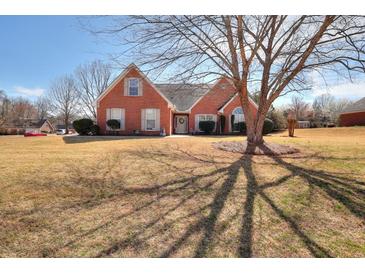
[219,115,226,134]
[73,118,94,135]
[199,120,215,134]
[236,121,246,133]
[267,109,287,130]
[106,119,120,130]
[230,115,235,131]
[263,118,274,135]
[90,124,100,136]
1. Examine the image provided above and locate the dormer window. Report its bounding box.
[128,78,139,96]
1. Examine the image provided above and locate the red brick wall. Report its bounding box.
[189,78,258,134]
[339,112,365,126]
[189,78,236,133]
[97,68,172,135]
[222,95,258,133]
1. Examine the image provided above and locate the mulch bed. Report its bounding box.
[212,141,300,155]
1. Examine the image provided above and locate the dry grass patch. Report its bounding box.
[212,141,300,155]
[0,128,364,257]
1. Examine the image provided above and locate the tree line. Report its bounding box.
[0,60,112,134]
[263,94,352,130]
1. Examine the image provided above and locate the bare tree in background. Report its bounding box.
[47,76,79,134]
[75,60,112,119]
[313,93,352,124]
[35,96,51,120]
[0,90,9,127]
[9,97,37,125]
[0,91,39,127]
[289,96,310,120]
[89,16,365,151]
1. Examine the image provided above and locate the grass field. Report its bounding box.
[0,127,364,257]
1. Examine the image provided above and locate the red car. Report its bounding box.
[24,132,47,137]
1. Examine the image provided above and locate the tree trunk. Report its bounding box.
[237,84,268,152]
[65,117,69,135]
[245,113,266,153]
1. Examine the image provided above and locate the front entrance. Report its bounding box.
[174,115,188,134]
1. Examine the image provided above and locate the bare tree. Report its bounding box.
[47,75,79,134]
[75,60,112,119]
[35,96,51,120]
[1,92,39,127]
[8,97,37,126]
[89,16,365,151]
[289,96,310,120]
[0,90,9,127]
[333,98,352,119]
[313,93,352,124]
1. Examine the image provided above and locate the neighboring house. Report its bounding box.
[96,64,258,136]
[296,120,310,128]
[339,97,365,126]
[25,119,55,133]
[0,119,54,135]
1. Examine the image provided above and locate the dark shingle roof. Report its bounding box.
[156,84,212,111]
[342,97,365,113]
[34,119,47,128]
[12,119,48,128]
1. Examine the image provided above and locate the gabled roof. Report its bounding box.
[341,97,365,114]
[27,119,55,130]
[217,93,258,113]
[96,64,174,108]
[34,119,48,128]
[9,118,54,130]
[217,93,238,112]
[96,64,259,113]
[156,83,212,112]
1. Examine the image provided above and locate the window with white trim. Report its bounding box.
[196,114,216,131]
[106,108,125,130]
[128,78,139,96]
[232,107,245,132]
[199,114,214,121]
[142,108,160,131]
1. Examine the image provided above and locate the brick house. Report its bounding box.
[25,119,55,133]
[0,119,54,135]
[339,97,365,126]
[96,64,258,135]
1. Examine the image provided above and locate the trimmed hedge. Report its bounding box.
[73,119,94,135]
[90,124,100,135]
[73,118,101,136]
[236,122,247,133]
[106,119,120,130]
[199,120,215,134]
[230,118,274,135]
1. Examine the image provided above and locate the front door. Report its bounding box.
[175,115,188,134]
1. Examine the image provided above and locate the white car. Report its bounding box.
[56,129,66,135]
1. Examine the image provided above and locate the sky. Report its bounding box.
[0,15,364,106]
[0,16,117,99]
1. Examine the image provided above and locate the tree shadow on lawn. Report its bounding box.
[26,144,364,257]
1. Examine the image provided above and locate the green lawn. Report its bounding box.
[0,127,364,257]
